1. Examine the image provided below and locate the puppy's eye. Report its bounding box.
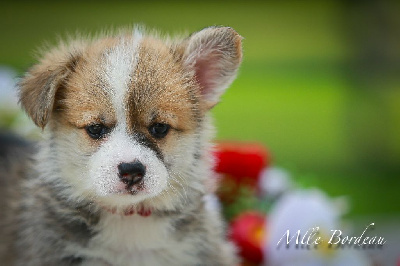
[149,123,170,139]
[86,124,109,139]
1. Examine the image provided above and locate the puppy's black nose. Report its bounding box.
[118,161,146,187]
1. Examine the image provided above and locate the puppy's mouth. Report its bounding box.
[122,181,146,195]
[101,204,152,217]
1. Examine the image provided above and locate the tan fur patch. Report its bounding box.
[126,37,201,143]
[53,39,119,145]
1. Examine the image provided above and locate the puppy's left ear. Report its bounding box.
[19,47,81,129]
[182,26,243,109]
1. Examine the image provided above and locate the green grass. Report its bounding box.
[0,1,399,215]
[213,60,353,171]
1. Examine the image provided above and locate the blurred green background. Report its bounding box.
[0,1,399,216]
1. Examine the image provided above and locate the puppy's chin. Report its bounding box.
[94,194,157,216]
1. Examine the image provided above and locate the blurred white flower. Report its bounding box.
[0,66,19,109]
[259,167,292,198]
[265,189,370,266]
[203,193,222,214]
[0,66,38,138]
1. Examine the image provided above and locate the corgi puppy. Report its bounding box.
[0,26,242,265]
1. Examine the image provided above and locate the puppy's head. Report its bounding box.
[19,27,242,213]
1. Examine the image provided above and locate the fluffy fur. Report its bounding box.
[0,26,242,265]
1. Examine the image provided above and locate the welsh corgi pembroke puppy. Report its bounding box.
[0,26,242,265]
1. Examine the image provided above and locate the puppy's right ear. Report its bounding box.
[19,47,81,129]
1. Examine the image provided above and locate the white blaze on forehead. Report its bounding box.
[88,29,169,206]
[103,29,143,125]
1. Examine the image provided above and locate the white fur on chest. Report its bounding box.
[77,212,189,266]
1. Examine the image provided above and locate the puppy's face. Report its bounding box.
[19,27,242,212]
[56,35,200,208]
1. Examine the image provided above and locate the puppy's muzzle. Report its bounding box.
[118,161,146,188]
